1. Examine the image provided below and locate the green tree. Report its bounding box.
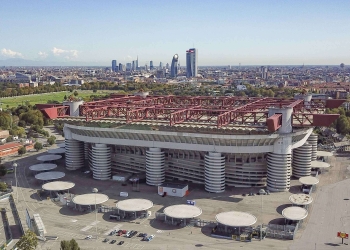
[0,182,7,191]
[18,146,26,155]
[73,91,79,97]
[60,239,80,250]
[19,110,44,128]
[34,142,43,151]
[6,136,14,143]
[0,111,11,129]
[47,136,56,145]
[336,115,350,134]
[16,230,38,250]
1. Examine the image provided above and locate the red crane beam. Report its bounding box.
[71,95,345,130]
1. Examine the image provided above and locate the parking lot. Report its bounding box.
[1,144,348,250]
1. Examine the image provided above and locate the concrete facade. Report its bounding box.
[63,122,313,192]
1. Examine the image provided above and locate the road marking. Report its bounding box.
[156,230,163,233]
[103,224,123,235]
[81,225,93,232]
[70,219,77,222]
[91,221,100,226]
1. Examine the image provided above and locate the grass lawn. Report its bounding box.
[0,90,117,108]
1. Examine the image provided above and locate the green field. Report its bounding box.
[0,90,117,108]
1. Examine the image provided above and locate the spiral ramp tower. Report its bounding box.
[307,133,318,161]
[204,152,225,193]
[267,153,292,192]
[146,148,165,186]
[65,139,84,170]
[292,143,312,178]
[90,144,111,180]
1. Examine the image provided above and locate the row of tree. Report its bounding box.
[0,82,78,98]
[16,229,80,249]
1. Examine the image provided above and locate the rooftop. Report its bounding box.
[44,94,344,134]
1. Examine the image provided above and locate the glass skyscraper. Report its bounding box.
[186,48,197,78]
[112,60,117,72]
[170,54,179,78]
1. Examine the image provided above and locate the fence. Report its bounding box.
[0,208,12,249]
[263,223,296,240]
[9,195,24,236]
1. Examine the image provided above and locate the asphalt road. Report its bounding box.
[290,155,350,250]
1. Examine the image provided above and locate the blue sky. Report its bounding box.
[1,0,349,66]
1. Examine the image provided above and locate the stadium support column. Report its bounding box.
[292,142,312,178]
[63,127,84,170]
[307,133,318,161]
[91,144,111,180]
[267,107,293,192]
[204,152,225,193]
[84,143,89,160]
[146,148,165,186]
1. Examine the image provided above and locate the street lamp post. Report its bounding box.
[92,188,98,240]
[13,162,18,202]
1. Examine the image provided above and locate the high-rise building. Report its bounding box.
[186,48,198,78]
[132,61,135,71]
[170,54,179,78]
[126,63,132,71]
[150,61,154,70]
[112,60,117,72]
[136,56,139,70]
[159,62,163,69]
[119,63,123,71]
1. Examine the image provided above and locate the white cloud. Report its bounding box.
[52,47,78,60]
[38,51,48,59]
[1,48,23,58]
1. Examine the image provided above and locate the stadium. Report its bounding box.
[37,93,343,193]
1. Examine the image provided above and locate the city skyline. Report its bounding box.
[1,0,350,66]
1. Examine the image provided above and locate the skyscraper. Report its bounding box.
[150,61,154,70]
[170,54,179,78]
[112,60,117,72]
[136,56,139,70]
[186,48,198,78]
[159,62,163,69]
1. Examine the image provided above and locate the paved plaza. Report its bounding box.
[1,144,350,249]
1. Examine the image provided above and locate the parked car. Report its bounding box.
[138,233,147,237]
[110,240,116,244]
[118,241,124,245]
[128,231,137,238]
[85,235,92,240]
[125,231,132,237]
[6,168,14,174]
[103,238,109,243]
[146,235,155,241]
[117,230,123,236]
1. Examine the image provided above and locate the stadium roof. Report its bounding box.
[38,95,344,132]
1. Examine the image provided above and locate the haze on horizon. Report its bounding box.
[0,0,349,67]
